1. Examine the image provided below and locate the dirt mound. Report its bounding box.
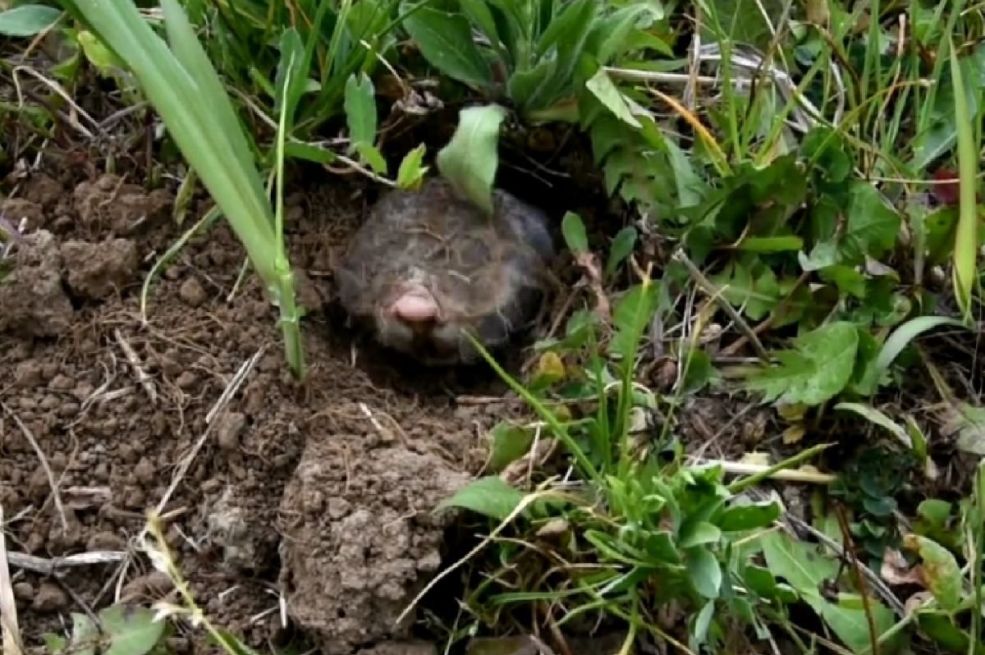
[279,438,470,653]
[0,229,73,336]
[0,171,501,652]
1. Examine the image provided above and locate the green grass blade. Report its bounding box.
[948,37,979,321]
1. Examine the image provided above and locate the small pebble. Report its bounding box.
[87,530,126,551]
[175,371,198,390]
[48,373,74,391]
[179,276,207,307]
[216,412,246,451]
[32,582,68,612]
[13,581,34,602]
[134,457,155,484]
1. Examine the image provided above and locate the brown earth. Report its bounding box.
[0,169,532,654]
[0,161,779,655]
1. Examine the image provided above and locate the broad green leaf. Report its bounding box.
[437,476,524,521]
[714,261,780,321]
[736,235,804,252]
[100,605,166,655]
[916,612,970,652]
[717,501,781,531]
[680,521,722,548]
[402,6,492,90]
[760,529,838,593]
[459,0,500,49]
[685,547,722,598]
[436,104,508,216]
[745,321,858,406]
[344,72,377,149]
[585,68,641,128]
[561,211,588,253]
[488,422,536,472]
[903,534,962,611]
[840,182,901,263]
[605,226,637,277]
[808,593,896,654]
[396,144,428,190]
[0,5,60,36]
[589,4,665,64]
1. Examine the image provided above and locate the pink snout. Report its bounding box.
[389,289,439,323]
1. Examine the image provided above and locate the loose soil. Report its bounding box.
[0,167,524,654]
[0,158,759,654]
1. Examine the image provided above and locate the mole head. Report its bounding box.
[335,179,554,365]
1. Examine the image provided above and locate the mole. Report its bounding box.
[333,178,555,365]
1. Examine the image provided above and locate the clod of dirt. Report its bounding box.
[278,438,471,655]
[0,229,73,337]
[1,197,44,229]
[73,174,171,235]
[206,486,274,573]
[334,178,555,365]
[60,238,138,299]
[178,276,207,307]
[32,582,68,613]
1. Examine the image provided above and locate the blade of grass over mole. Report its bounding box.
[947,36,979,321]
[465,332,600,483]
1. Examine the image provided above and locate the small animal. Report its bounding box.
[334,178,555,365]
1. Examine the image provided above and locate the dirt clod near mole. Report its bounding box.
[279,436,471,654]
[0,229,73,336]
[61,237,139,299]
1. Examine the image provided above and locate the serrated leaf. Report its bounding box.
[840,182,901,263]
[436,104,507,216]
[396,144,428,190]
[0,5,61,37]
[344,72,377,149]
[586,68,641,128]
[610,282,660,364]
[100,605,166,655]
[437,476,524,521]
[745,322,858,406]
[561,211,588,253]
[402,6,492,90]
